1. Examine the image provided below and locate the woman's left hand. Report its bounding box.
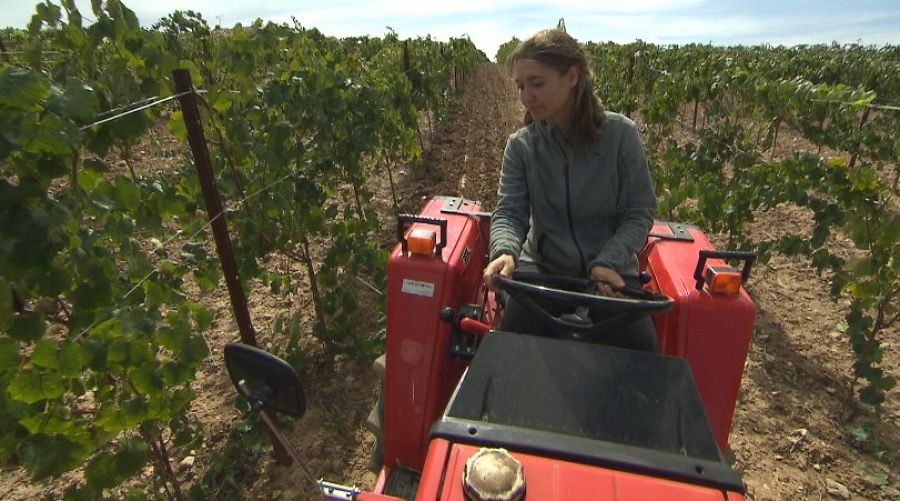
[590,266,624,296]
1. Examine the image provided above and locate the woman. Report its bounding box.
[483,28,658,352]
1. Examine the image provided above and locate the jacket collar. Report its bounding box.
[533,120,600,159]
[534,120,566,147]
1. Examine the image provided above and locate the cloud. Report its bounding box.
[538,0,709,13]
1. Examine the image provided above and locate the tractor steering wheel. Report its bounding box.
[492,271,674,340]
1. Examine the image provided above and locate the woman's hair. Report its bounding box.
[509,29,605,145]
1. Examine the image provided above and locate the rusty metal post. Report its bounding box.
[173,69,292,465]
[173,69,257,347]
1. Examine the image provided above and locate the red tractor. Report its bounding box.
[225,195,757,500]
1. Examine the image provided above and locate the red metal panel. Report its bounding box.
[641,223,756,450]
[358,493,408,501]
[372,467,389,494]
[428,443,732,501]
[383,198,489,470]
[415,439,451,500]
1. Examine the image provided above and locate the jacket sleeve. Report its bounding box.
[587,122,656,274]
[490,134,531,263]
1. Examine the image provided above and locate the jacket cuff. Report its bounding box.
[491,249,519,265]
[587,256,619,275]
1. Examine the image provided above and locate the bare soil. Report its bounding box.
[2,62,897,500]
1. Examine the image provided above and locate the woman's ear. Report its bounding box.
[566,65,579,88]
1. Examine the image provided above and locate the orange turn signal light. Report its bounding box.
[408,228,437,255]
[705,265,742,295]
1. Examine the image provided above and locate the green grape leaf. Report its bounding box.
[47,80,100,122]
[158,317,208,365]
[19,408,75,434]
[188,302,213,332]
[859,386,885,406]
[110,107,152,142]
[878,375,896,391]
[193,259,221,292]
[181,333,209,365]
[18,433,92,480]
[161,360,194,386]
[272,313,284,335]
[83,158,111,172]
[211,91,232,112]
[8,369,65,403]
[0,280,12,330]
[106,338,131,364]
[121,397,151,424]
[81,338,108,371]
[57,342,86,377]
[27,113,76,155]
[0,337,20,371]
[849,167,879,192]
[30,339,59,369]
[113,175,141,211]
[169,414,200,448]
[881,214,900,245]
[0,66,51,111]
[130,363,165,397]
[130,338,154,366]
[143,280,165,311]
[85,438,149,490]
[158,193,186,220]
[167,110,188,142]
[70,277,113,316]
[77,168,104,191]
[95,405,128,433]
[8,313,45,342]
[847,256,875,277]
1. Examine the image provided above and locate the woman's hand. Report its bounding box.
[483,254,516,290]
[590,266,625,296]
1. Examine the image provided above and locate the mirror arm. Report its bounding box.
[238,381,318,488]
[242,382,275,414]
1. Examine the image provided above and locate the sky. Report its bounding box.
[2,0,899,60]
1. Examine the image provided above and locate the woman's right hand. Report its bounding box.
[483,254,516,290]
[590,265,626,296]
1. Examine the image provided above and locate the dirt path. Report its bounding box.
[382,61,523,216]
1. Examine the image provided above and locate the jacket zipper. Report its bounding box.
[563,153,587,273]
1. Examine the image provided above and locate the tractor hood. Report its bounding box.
[420,331,745,499]
[420,440,741,500]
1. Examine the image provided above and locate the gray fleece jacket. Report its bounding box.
[490,112,656,279]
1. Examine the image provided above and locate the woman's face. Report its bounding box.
[514,58,578,129]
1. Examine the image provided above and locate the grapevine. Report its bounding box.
[1,0,480,496]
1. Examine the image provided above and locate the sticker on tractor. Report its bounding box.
[461,246,472,266]
[401,279,435,297]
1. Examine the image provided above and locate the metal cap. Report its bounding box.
[462,448,525,501]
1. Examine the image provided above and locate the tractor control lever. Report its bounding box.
[442,305,488,358]
[460,317,491,335]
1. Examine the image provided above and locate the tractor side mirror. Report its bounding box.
[224,343,306,417]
